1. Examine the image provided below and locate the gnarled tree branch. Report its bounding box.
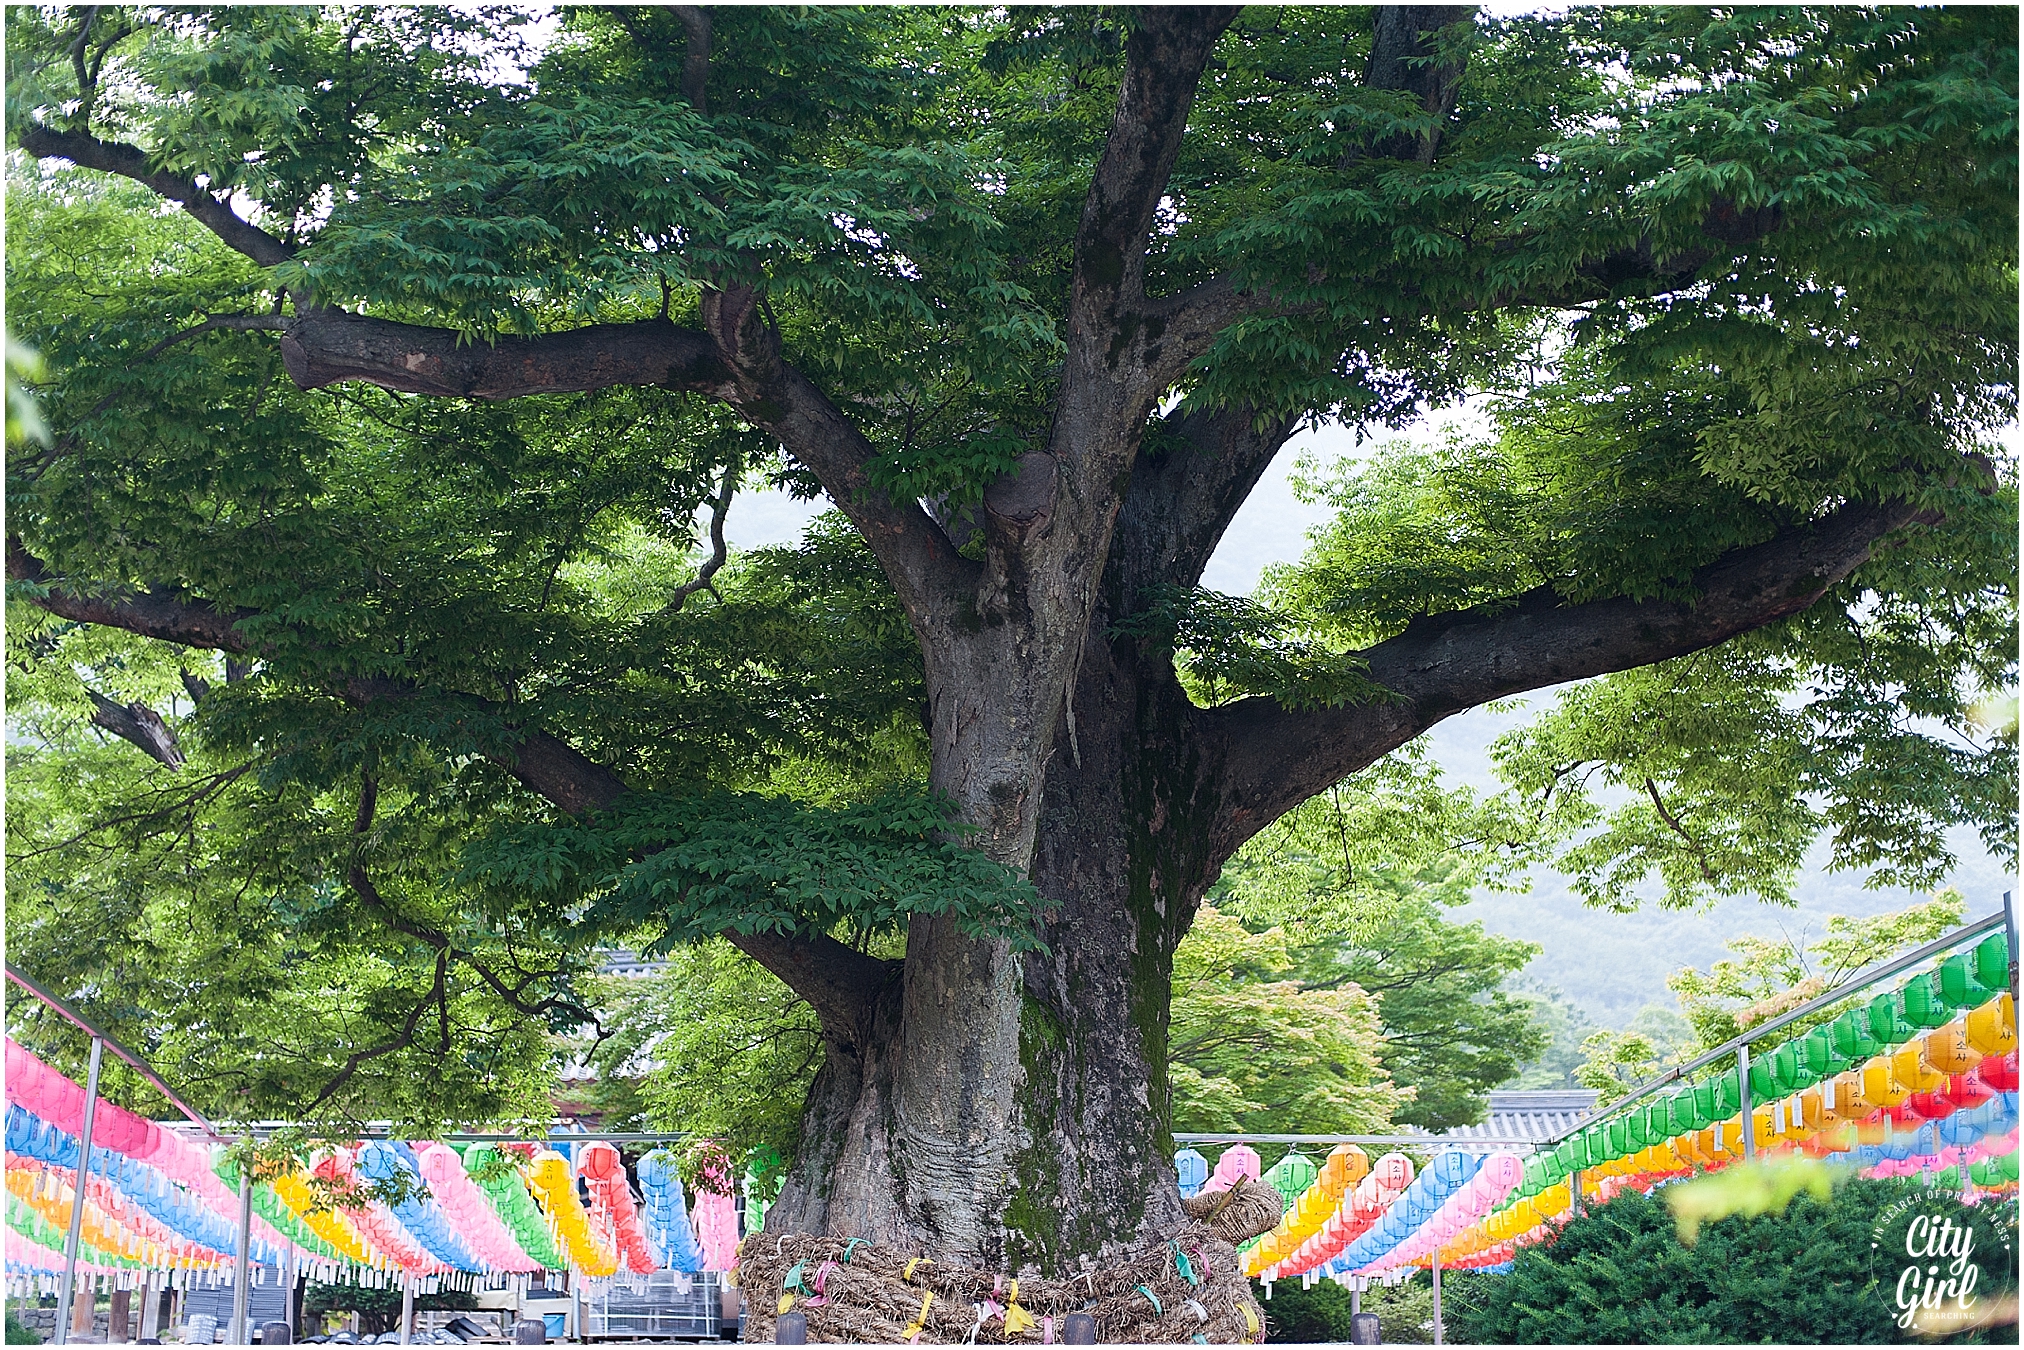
[17,124,296,269]
[723,930,901,1047]
[1355,6,1475,164]
[10,535,627,815]
[1203,496,1942,855]
[1113,405,1300,601]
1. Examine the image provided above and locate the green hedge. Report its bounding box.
[1455,1178,2017,1344]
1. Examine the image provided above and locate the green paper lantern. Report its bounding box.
[1715,1072,1742,1117]
[1748,1057,1777,1100]
[1867,991,1914,1047]
[1263,1152,1318,1207]
[1939,953,1993,1010]
[1974,932,2009,994]
[1802,1026,1847,1077]
[1900,973,1950,1029]
[1832,1009,1878,1060]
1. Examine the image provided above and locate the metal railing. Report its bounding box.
[1542,898,2015,1157]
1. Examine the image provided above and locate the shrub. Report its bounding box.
[1453,1178,2018,1344]
[4,1308,41,1345]
[1258,1270,1497,1343]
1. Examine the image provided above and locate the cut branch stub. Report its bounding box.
[86,690,186,769]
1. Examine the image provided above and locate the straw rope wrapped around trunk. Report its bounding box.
[736,1179,1284,1344]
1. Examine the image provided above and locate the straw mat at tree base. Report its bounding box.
[738,1180,1283,1345]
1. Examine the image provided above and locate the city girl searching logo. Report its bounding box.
[1871,1189,2017,1335]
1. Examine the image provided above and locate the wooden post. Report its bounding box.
[70,1282,95,1338]
[110,1288,131,1342]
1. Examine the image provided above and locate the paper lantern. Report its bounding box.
[1975,1049,2019,1093]
[1938,954,1990,1010]
[1901,973,1951,1030]
[1974,933,2010,994]
[1965,995,2016,1056]
[1831,1010,1877,1060]
[1891,1044,1945,1094]
[1173,1148,1209,1197]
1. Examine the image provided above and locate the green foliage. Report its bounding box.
[1,669,566,1130]
[576,943,828,1178]
[1258,1270,1495,1345]
[1169,907,1406,1136]
[1209,749,1552,1130]
[468,787,1044,951]
[1454,1180,2019,1345]
[1665,1155,1840,1246]
[5,332,48,449]
[1665,893,1966,1057]
[3,1309,39,1346]
[1505,987,1603,1090]
[1574,1006,1695,1104]
[1569,894,1966,1102]
[304,1280,477,1338]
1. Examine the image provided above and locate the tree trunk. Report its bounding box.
[764,590,1228,1275]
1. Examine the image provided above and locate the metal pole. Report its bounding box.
[1569,1167,1582,1218]
[55,1036,104,1347]
[399,1276,415,1346]
[2004,892,2016,999]
[1431,1250,1443,1347]
[1738,1043,1756,1161]
[232,1140,253,1346]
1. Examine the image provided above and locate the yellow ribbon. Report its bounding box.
[1004,1279,1037,1336]
[902,1291,935,1341]
[903,1257,933,1282]
[1242,1304,1260,1341]
[777,1294,797,1316]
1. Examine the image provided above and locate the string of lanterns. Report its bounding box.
[1194,927,2018,1287]
[3,1038,737,1296]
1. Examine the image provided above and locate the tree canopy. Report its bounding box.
[4,2,2015,1266]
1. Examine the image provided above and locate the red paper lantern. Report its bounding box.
[1975,1050,2020,1094]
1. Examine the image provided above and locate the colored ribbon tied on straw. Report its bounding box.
[903,1257,933,1282]
[804,1260,841,1308]
[1170,1240,1200,1286]
[778,1258,809,1315]
[1136,1285,1163,1315]
[1003,1279,1038,1336]
[1242,1304,1261,1341]
[903,1290,935,1343]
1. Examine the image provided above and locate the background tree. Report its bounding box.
[6,4,2014,1281]
[1573,893,1967,1100]
[1168,906,1406,1136]
[1207,749,1552,1129]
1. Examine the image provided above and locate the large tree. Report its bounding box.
[7,1,2015,1287]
